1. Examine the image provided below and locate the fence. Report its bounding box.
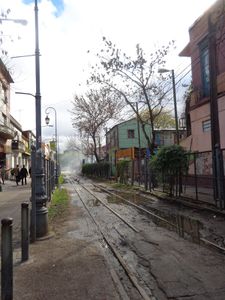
[1,151,58,299]
[115,149,225,208]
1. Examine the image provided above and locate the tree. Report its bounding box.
[150,145,188,196]
[0,8,17,57]
[65,135,81,152]
[142,108,176,129]
[71,87,123,163]
[88,37,175,154]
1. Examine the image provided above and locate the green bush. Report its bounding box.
[58,174,64,184]
[82,162,110,178]
[116,160,129,184]
[150,145,189,195]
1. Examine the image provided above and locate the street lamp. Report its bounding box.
[0,18,27,26]
[16,1,48,238]
[158,68,180,144]
[45,107,58,185]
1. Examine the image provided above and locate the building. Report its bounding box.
[0,58,15,167]
[0,58,35,177]
[180,0,225,152]
[106,118,152,175]
[155,128,185,147]
[179,0,225,207]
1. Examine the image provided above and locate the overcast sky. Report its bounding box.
[0,0,217,150]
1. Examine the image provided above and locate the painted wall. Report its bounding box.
[118,118,151,149]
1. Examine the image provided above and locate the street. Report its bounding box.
[1,176,225,299]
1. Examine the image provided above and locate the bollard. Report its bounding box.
[1,218,13,300]
[21,202,29,262]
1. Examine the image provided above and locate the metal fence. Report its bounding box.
[116,149,225,208]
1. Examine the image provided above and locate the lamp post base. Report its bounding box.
[36,205,48,238]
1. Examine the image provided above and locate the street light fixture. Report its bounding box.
[0,18,28,26]
[45,107,59,185]
[15,1,48,239]
[158,68,180,144]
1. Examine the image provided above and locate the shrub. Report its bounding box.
[116,160,130,184]
[58,174,64,184]
[150,145,189,195]
[82,162,110,178]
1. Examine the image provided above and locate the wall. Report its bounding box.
[118,119,151,149]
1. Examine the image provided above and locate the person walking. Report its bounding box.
[20,165,28,185]
[14,165,20,186]
[0,165,5,184]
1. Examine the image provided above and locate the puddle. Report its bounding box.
[108,189,203,243]
[86,199,100,207]
[107,195,124,204]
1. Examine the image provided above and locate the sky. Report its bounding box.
[0,0,217,151]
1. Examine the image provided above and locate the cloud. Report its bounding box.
[0,0,216,151]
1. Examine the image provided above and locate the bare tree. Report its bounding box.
[0,8,17,57]
[65,135,81,152]
[71,87,123,162]
[89,37,175,154]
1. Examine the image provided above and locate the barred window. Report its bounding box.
[202,119,211,132]
[127,129,135,138]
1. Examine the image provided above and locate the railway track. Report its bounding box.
[66,175,225,300]
[69,177,156,300]
[90,182,225,253]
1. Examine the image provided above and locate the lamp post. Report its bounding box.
[45,107,58,185]
[16,0,48,238]
[158,68,180,145]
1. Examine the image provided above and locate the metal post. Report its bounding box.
[21,202,29,262]
[1,218,13,300]
[45,106,58,186]
[131,159,134,186]
[136,102,141,185]
[208,14,225,208]
[171,69,179,145]
[34,0,48,237]
[30,147,36,243]
[144,156,148,190]
[193,152,198,201]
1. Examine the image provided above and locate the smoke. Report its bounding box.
[60,150,85,176]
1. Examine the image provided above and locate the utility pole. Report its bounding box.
[171,69,180,145]
[34,0,48,236]
[208,13,225,209]
[136,102,141,186]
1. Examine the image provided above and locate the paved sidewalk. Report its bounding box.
[0,177,31,192]
[1,182,122,300]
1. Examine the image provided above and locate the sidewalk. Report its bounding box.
[1,182,122,300]
[0,177,31,192]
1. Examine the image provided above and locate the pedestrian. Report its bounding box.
[14,165,20,186]
[0,165,5,184]
[20,165,28,185]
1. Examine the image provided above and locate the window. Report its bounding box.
[127,129,135,138]
[199,39,210,97]
[202,119,211,132]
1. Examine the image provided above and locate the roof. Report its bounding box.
[179,42,191,57]
[0,58,14,83]
[179,0,220,57]
[107,118,136,133]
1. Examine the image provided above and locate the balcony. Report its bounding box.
[0,124,15,140]
[11,140,26,153]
